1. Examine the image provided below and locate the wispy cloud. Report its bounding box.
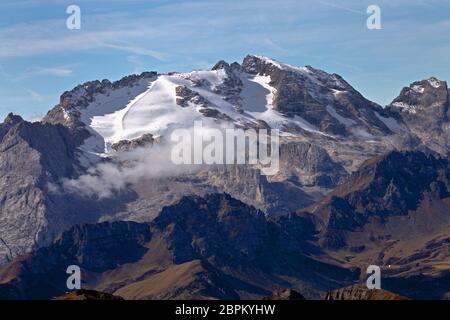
[318,1,365,15]
[1,0,450,120]
[102,43,168,61]
[24,88,45,102]
[13,66,73,82]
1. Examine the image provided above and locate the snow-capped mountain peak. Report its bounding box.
[43,55,408,161]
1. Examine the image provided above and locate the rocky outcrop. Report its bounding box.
[388,77,448,121]
[387,77,450,155]
[0,114,136,264]
[300,150,450,300]
[111,133,156,152]
[263,289,306,300]
[175,85,207,107]
[0,114,77,264]
[325,284,408,300]
[278,141,348,188]
[199,165,315,215]
[241,55,393,136]
[54,289,124,300]
[307,151,450,234]
[175,84,233,121]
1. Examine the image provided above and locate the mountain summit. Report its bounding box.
[42,55,408,162]
[0,56,449,300]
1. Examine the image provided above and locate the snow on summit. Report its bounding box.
[46,55,410,162]
[74,58,330,155]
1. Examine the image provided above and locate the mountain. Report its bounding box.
[387,77,450,155]
[0,113,136,265]
[0,113,80,263]
[301,150,450,299]
[241,55,399,137]
[0,54,392,263]
[43,55,401,159]
[1,55,450,300]
[0,194,357,300]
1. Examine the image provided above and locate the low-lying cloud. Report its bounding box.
[62,141,204,199]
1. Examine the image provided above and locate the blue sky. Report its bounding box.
[0,0,449,120]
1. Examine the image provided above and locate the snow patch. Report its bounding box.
[183,69,227,90]
[350,128,374,140]
[428,78,441,88]
[326,105,356,126]
[411,85,424,94]
[332,89,346,96]
[392,102,417,114]
[374,112,404,133]
[77,77,153,159]
[253,55,283,69]
[292,115,331,136]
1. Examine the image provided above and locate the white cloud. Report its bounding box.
[63,143,204,198]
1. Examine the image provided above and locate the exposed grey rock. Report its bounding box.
[304,150,450,251]
[198,164,315,215]
[278,141,348,188]
[387,77,450,155]
[175,85,207,107]
[241,55,393,136]
[325,284,408,300]
[111,133,156,152]
[0,115,132,264]
[0,115,77,263]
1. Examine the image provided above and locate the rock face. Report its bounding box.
[307,151,450,247]
[241,55,393,136]
[0,114,133,265]
[111,133,156,152]
[302,150,450,299]
[387,77,450,155]
[199,164,316,215]
[0,114,77,264]
[314,151,449,223]
[278,141,348,188]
